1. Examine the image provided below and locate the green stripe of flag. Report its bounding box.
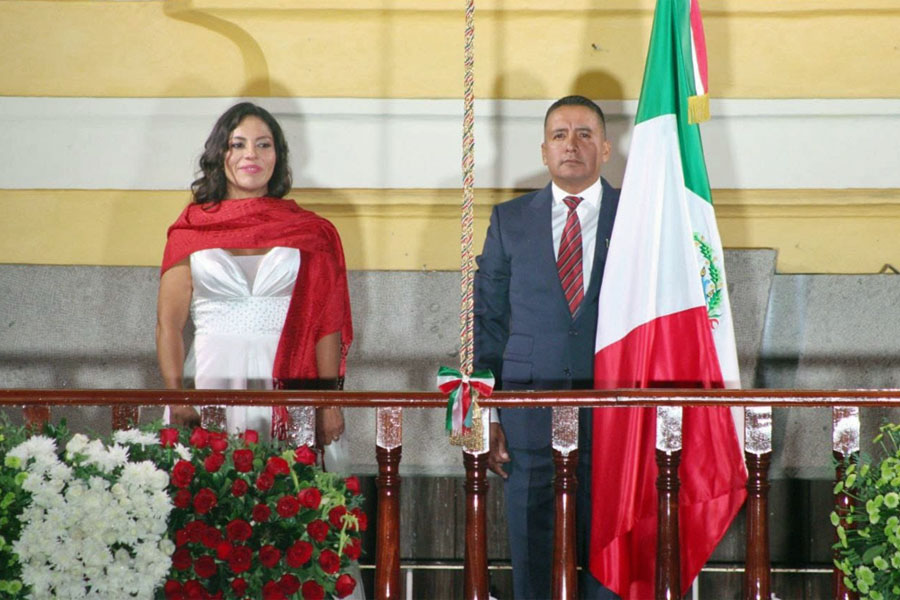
[635,0,712,204]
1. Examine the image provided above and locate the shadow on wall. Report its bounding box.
[162,1,271,95]
[571,70,627,190]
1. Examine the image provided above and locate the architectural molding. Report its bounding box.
[3,97,899,191]
[3,188,897,273]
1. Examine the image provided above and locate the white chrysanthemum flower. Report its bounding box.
[148,465,169,489]
[65,433,91,458]
[159,538,175,556]
[82,438,105,459]
[21,472,46,493]
[120,460,168,492]
[173,443,192,461]
[50,461,73,482]
[15,433,174,600]
[82,441,128,473]
[87,475,109,491]
[110,482,127,499]
[9,435,57,463]
[107,443,129,467]
[113,429,159,447]
[65,478,86,499]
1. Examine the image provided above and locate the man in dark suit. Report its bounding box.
[474,95,620,599]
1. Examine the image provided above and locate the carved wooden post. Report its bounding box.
[743,406,772,600]
[200,405,227,431]
[376,407,402,600]
[112,405,139,431]
[23,406,50,432]
[655,406,681,600]
[832,406,860,600]
[285,405,316,448]
[551,406,579,600]
[463,442,490,600]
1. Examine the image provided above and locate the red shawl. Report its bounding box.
[161,197,353,434]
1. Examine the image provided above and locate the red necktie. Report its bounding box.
[557,196,584,316]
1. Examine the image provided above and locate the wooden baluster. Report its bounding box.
[832,406,860,600]
[463,449,489,600]
[833,451,858,600]
[201,405,227,431]
[744,452,771,600]
[112,405,139,431]
[23,405,50,432]
[744,406,772,600]
[655,406,682,600]
[551,406,578,600]
[375,407,402,600]
[656,449,681,600]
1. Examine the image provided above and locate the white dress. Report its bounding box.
[185,246,300,442]
[186,247,367,599]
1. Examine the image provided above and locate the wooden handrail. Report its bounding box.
[1,389,887,599]
[3,387,900,407]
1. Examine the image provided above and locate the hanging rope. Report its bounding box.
[444,0,485,451]
[459,0,476,375]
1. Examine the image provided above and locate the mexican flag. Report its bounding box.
[589,0,747,597]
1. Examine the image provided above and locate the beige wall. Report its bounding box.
[2,0,899,273]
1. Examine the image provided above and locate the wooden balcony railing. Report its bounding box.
[3,388,897,600]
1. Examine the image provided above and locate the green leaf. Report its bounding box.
[863,544,887,564]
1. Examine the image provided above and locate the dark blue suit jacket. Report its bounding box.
[473,178,620,449]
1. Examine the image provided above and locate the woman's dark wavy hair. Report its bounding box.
[191,102,292,205]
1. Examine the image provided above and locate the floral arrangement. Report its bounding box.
[7,428,174,599]
[833,423,900,600]
[0,417,31,599]
[148,426,366,600]
[0,420,365,600]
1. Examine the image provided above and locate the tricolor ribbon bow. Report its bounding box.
[437,366,495,435]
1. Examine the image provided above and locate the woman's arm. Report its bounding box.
[315,331,344,445]
[156,259,200,426]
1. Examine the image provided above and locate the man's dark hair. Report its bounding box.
[191,102,292,205]
[543,95,606,133]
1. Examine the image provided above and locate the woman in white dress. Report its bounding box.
[156,102,351,446]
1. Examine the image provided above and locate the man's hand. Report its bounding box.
[488,422,511,479]
[169,406,201,429]
[316,407,345,446]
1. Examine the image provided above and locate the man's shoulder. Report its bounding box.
[602,177,622,200]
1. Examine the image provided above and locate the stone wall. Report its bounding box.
[2,249,899,477]
[3,251,899,598]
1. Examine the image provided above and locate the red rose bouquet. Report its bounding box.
[149,426,365,600]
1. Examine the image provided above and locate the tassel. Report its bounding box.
[688,93,710,124]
